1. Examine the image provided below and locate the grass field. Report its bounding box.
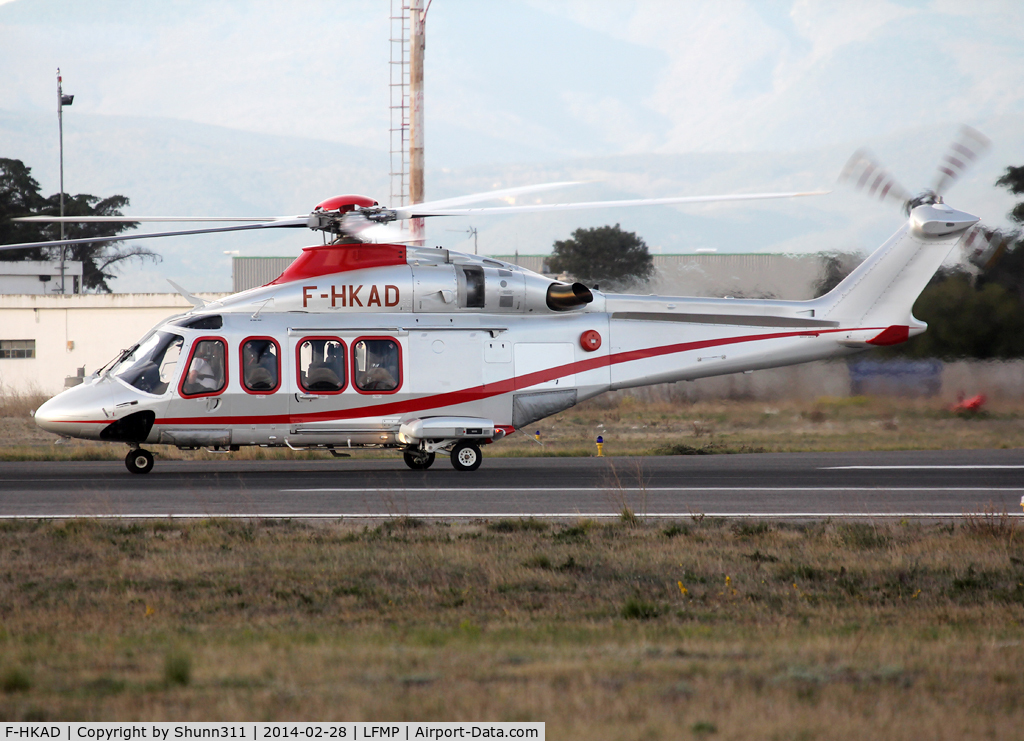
[3,390,1024,461]
[3,389,1023,734]
[0,515,1022,737]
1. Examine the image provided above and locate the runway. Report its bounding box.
[1,448,1023,519]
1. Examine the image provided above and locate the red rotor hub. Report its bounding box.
[313,194,378,213]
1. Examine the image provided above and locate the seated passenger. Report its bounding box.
[355,340,399,391]
[306,365,342,391]
[244,341,278,391]
[184,342,224,394]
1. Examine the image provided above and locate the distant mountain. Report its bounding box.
[2,109,1021,294]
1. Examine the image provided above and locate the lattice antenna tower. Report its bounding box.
[389,1,411,207]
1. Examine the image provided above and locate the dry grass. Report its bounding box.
[0,517,1022,736]
[5,389,1024,461]
[504,393,1024,457]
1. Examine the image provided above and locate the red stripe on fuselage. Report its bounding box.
[141,326,874,428]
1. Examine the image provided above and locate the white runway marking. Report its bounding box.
[281,486,1024,493]
[824,465,1024,470]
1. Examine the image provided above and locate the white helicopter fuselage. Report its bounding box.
[33,202,979,471]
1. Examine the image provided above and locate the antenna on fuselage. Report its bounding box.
[446,226,478,254]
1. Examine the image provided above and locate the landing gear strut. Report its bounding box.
[450,441,482,472]
[125,448,154,475]
[403,449,436,470]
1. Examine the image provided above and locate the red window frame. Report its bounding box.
[239,336,282,395]
[295,336,348,395]
[352,336,403,395]
[178,336,228,399]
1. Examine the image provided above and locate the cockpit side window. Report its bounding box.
[241,337,281,394]
[114,331,184,395]
[353,338,401,393]
[172,315,223,330]
[297,337,347,394]
[180,338,227,398]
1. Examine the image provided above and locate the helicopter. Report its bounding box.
[3,128,1003,474]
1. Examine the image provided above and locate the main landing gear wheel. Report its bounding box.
[125,448,154,475]
[403,450,436,470]
[450,441,482,472]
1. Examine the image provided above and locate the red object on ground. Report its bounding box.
[951,394,986,412]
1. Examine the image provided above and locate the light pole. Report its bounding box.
[57,68,74,293]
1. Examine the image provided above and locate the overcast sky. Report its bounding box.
[2,1,1023,292]
[5,1,1024,158]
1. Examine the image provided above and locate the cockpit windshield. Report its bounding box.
[112,331,184,395]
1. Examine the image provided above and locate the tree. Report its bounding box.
[548,224,654,289]
[996,165,1024,225]
[890,269,1024,359]
[978,165,1024,298]
[0,158,156,292]
[0,158,48,259]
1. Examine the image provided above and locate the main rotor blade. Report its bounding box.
[0,218,309,253]
[12,216,290,223]
[934,125,991,196]
[400,190,830,218]
[397,181,583,217]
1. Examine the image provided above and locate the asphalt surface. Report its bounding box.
[1,449,1023,518]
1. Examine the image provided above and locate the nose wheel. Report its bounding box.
[125,448,154,475]
[450,441,482,472]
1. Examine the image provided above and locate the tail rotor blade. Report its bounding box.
[961,224,1014,270]
[839,149,911,207]
[934,125,991,196]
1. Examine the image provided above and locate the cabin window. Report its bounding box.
[297,338,346,393]
[459,266,485,308]
[241,337,281,394]
[114,331,183,395]
[180,338,227,397]
[353,338,401,393]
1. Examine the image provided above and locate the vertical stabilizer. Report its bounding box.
[814,203,977,330]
